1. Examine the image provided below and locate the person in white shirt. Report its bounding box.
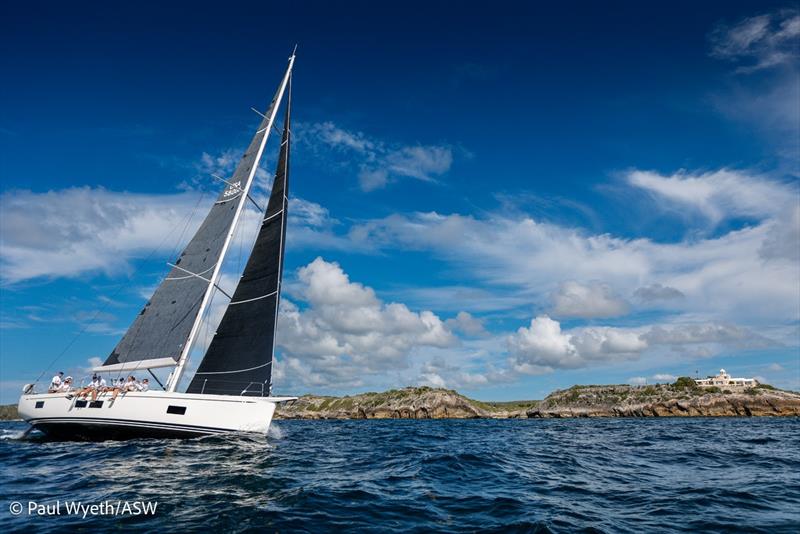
[56,376,73,393]
[125,376,139,392]
[109,375,135,402]
[49,372,64,393]
[77,374,106,401]
[137,378,150,392]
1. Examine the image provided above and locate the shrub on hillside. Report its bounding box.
[672,377,697,389]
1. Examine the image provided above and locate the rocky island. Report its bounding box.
[275,380,800,419]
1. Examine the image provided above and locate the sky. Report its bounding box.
[1,1,798,403]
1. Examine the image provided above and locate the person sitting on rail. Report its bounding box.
[56,376,73,393]
[48,371,64,393]
[77,374,106,401]
[108,375,135,402]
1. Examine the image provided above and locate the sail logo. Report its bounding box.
[223,181,242,198]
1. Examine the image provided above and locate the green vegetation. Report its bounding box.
[0,404,19,420]
[672,376,698,390]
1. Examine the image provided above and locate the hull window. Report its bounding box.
[35,401,44,409]
[75,400,88,408]
[89,401,104,408]
[167,405,187,415]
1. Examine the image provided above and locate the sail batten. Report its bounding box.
[186,73,292,397]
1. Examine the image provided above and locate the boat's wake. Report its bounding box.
[268,422,283,440]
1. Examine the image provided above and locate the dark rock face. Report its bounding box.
[526,384,800,418]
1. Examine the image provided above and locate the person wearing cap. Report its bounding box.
[49,372,64,393]
[56,376,73,393]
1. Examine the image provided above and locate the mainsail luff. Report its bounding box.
[186,74,292,397]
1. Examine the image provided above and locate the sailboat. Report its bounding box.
[17,51,298,439]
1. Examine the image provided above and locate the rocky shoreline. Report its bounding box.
[2,382,798,421]
[527,383,800,418]
[275,382,800,420]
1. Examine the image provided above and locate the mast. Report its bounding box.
[166,51,296,392]
[185,70,291,397]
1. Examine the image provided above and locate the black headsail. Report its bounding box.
[99,75,288,374]
[186,77,292,396]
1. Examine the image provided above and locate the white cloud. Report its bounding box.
[551,280,629,318]
[306,121,374,153]
[342,169,799,331]
[626,169,794,225]
[0,187,341,284]
[652,373,677,382]
[627,376,647,386]
[708,9,800,164]
[643,323,775,349]
[507,315,774,373]
[0,187,205,283]
[445,311,489,337]
[709,9,800,72]
[302,121,454,191]
[505,316,642,372]
[275,257,458,389]
[384,146,453,182]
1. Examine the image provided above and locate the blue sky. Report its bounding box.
[1,1,798,403]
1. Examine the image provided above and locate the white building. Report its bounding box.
[694,369,757,388]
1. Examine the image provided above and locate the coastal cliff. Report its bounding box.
[274,387,535,419]
[528,382,800,418]
[275,382,800,420]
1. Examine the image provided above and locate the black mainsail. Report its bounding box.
[99,63,293,377]
[186,77,291,397]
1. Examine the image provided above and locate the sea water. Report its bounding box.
[1,418,798,532]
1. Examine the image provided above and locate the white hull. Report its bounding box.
[18,391,293,440]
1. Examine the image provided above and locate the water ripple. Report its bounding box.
[1,418,798,532]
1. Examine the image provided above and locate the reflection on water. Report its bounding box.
[2,418,799,532]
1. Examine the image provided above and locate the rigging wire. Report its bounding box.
[31,189,209,386]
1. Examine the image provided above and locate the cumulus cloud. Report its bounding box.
[508,316,645,372]
[302,121,454,191]
[709,9,800,73]
[445,311,489,337]
[507,315,773,374]
[275,257,457,389]
[551,280,629,318]
[652,373,677,382]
